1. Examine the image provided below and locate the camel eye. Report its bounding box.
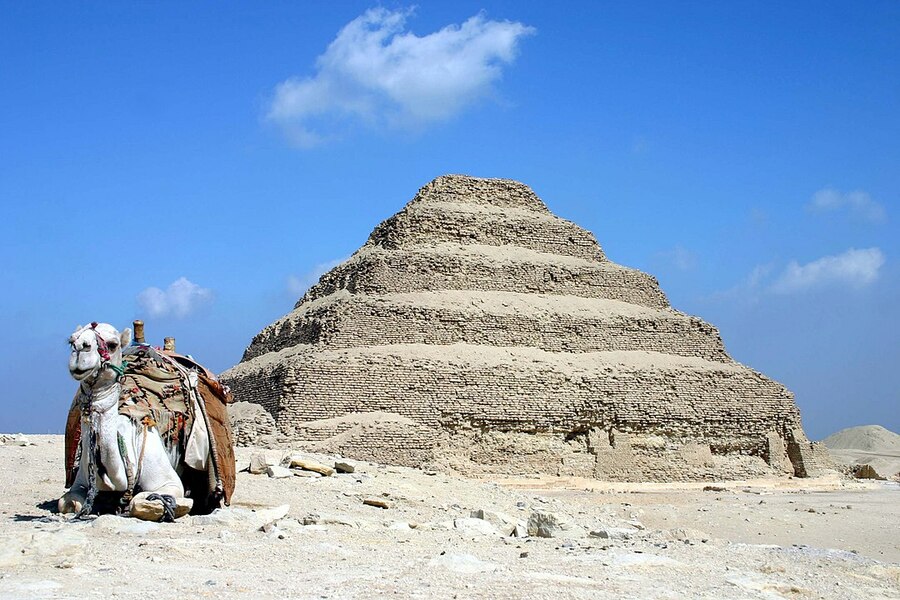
[108,342,118,350]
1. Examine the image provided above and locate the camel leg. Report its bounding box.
[58,455,89,514]
[127,431,188,521]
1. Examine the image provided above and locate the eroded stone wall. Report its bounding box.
[244,293,727,362]
[300,246,669,309]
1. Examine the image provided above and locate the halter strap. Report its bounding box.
[90,322,111,362]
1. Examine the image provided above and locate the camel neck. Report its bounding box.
[81,380,120,415]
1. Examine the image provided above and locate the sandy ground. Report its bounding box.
[1,435,898,600]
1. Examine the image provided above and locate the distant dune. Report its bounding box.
[822,425,900,479]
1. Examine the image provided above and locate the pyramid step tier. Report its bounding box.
[302,244,668,309]
[223,344,799,446]
[244,291,728,362]
[410,174,550,213]
[367,201,605,262]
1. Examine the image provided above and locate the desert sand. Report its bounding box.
[0,435,898,599]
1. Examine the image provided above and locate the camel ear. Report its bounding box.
[119,328,132,348]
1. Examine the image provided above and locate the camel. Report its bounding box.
[59,322,235,520]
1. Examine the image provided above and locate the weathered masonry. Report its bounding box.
[221,175,833,481]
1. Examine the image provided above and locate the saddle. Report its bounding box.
[64,345,235,510]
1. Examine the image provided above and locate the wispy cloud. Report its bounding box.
[709,263,773,304]
[266,7,535,147]
[807,187,886,223]
[770,248,885,294]
[288,257,349,297]
[656,245,697,271]
[137,277,213,319]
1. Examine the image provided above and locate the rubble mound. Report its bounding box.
[222,175,831,481]
[822,425,900,480]
[822,425,900,453]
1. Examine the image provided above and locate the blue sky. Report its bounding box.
[1,2,897,439]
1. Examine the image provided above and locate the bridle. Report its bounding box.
[72,323,126,397]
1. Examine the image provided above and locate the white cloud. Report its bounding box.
[770,248,885,294]
[807,187,886,223]
[137,277,214,319]
[267,8,535,147]
[712,248,885,302]
[288,257,349,297]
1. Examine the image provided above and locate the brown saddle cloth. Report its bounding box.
[64,346,235,508]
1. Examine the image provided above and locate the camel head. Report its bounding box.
[68,322,131,383]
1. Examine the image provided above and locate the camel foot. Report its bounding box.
[58,493,85,515]
[128,491,192,522]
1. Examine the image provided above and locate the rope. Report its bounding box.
[108,361,127,379]
[118,432,136,507]
[75,423,98,520]
[144,493,177,522]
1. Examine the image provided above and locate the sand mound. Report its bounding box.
[821,425,900,452]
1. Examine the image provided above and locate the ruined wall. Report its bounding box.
[222,174,823,481]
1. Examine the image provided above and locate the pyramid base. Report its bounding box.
[222,343,826,482]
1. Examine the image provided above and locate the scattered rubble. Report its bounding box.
[281,454,335,476]
[527,510,585,538]
[1,435,897,599]
[363,497,391,509]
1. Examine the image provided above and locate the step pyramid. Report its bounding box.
[221,175,832,481]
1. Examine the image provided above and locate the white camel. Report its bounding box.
[59,322,187,520]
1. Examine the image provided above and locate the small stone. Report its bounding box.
[267,465,293,479]
[283,454,335,476]
[513,523,528,538]
[334,461,356,474]
[453,517,502,536]
[127,494,192,521]
[235,459,251,473]
[13,434,35,446]
[249,453,270,474]
[589,529,610,539]
[293,470,323,478]
[527,510,584,538]
[363,498,391,509]
[519,552,529,558]
[703,485,728,492]
[626,519,645,530]
[261,523,286,540]
[470,509,518,535]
